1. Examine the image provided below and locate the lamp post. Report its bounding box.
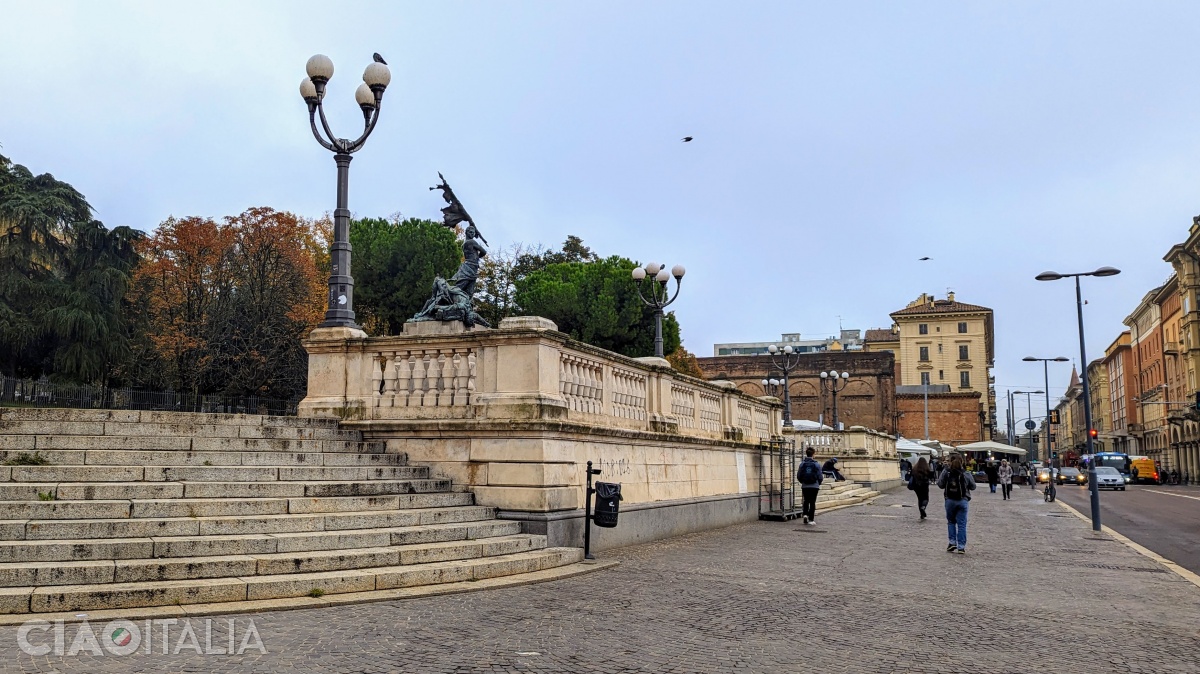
[1013,390,1043,457]
[1023,356,1069,466]
[1036,266,1121,531]
[300,53,391,329]
[631,262,685,358]
[761,378,783,398]
[767,344,801,427]
[819,370,850,430]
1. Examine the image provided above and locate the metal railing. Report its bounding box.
[0,376,299,416]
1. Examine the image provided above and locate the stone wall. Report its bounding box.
[896,391,984,446]
[694,351,897,433]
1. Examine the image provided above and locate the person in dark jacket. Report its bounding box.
[822,457,845,481]
[937,453,977,554]
[984,461,1000,493]
[797,446,823,525]
[908,457,932,520]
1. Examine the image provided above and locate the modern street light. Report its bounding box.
[767,344,801,428]
[300,53,391,329]
[631,262,685,358]
[1013,390,1044,458]
[1036,265,1121,531]
[819,370,851,430]
[1023,356,1070,466]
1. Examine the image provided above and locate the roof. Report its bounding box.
[864,328,897,343]
[956,440,1027,457]
[890,300,992,317]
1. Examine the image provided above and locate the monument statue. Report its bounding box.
[410,173,491,328]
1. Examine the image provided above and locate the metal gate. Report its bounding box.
[758,437,801,521]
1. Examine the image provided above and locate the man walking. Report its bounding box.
[797,446,823,525]
[937,453,976,554]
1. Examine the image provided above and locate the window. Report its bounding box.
[919,346,929,361]
[918,324,928,335]
[960,371,971,388]
[937,343,943,353]
[921,372,930,385]
[938,370,944,380]
[959,345,969,360]
[958,322,967,333]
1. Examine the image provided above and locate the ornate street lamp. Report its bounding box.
[761,378,784,397]
[767,344,801,427]
[819,370,851,430]
[631,262,685,358]
[300,53,391,329]
[1035,265,1121,531]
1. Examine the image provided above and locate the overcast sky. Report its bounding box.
[3,1,1199,432]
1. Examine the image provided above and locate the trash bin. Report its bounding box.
[593,482,623,528]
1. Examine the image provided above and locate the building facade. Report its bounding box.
[1104,332,1137,455]
[885,292,996,436]
[694,351,896,433]
[1164,222,1200,479]
[895,387,984,445]
[712,330,862,357]
[1087,358,1110,454]
[1125,287,1167,465]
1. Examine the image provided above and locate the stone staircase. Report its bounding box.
[0,408,581,615]
[816,480,880,509]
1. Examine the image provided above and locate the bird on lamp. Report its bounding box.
[373,53,387,65]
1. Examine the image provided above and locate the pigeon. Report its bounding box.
[681,136,693,142]
[918,257,931,261]
[373,53,387,65]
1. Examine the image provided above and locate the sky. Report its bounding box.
[3,1,1200,431]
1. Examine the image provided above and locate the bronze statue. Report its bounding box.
[411,173,491,328]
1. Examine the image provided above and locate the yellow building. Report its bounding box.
[888,292,996,431]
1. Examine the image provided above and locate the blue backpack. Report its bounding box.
[798,459,821,484]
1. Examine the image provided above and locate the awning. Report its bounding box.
[956,440,1027,458]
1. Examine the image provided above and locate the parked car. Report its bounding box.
[1093,466,1125,491]
[1057,467,1086,485]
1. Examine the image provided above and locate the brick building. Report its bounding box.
[895,386,985,445]
[694,351,896,434]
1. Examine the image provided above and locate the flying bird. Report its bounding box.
[373,53,387,65]
[681,136,693,142]
[918,257,931,261]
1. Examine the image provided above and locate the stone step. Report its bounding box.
[0,519,524,562]
[0,492,472,520]
[0,408,341,430]
[0,449,408,468]
[12,547,582,613]
[11,505,496,541]
[0,419,360,442]
[0,465,428,483]
[7,435,385,454]
[0,478,452,501]
[0,534,546,587]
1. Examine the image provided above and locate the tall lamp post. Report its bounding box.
[1036,266,1121,531]
[1024,356,1069,467]
[300,53,391,329]
[819,370,850,430]
[1013,390,1044,458]
[631,262,685,358]
[767,344,801,427]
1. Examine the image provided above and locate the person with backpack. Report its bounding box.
[907,456,932,520]
[937,453,976,554]
[797,446,823,525]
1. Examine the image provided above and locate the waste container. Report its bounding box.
[593,482,623,528]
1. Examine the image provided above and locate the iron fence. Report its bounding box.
[0,376,299,416]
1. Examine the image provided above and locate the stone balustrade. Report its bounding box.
[301,316,781,441]
[784,425,901,489]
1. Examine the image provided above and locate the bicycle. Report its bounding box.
[1044,479,1056,503]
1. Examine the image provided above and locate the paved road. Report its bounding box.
[1057,482,1200,576]
[0,489,1198,673]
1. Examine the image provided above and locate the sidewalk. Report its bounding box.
[2,487,1198,673]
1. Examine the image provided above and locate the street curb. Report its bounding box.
[1055,498,1200,591]
[0,559,620,626]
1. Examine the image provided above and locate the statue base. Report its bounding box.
[402,320,486,336]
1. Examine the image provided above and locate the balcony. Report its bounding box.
[1165,341,1181,356]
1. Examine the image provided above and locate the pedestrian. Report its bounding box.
[907,456,932,520]
[998,459,1013,500]
[796,446,823,525]
[900,457,912,481]
[937,453,976,554]
[822,457,846,481]
[985,460,999,494]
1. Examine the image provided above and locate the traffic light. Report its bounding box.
[1089,428,1098,440]
[1050,433,1056,443]
[1049,409,1060,425]
[1195,392,1200,411]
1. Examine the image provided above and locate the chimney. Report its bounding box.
[947,291,956,303]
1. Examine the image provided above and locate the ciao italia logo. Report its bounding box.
[17,618,267,656]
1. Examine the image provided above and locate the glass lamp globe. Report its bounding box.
[645,262,661,275]
[841,371,850,379]
[671,264,686,278]
[355,83,376,109]
[655,269,670,283]
[631,267,646,281]
[299,78,318,102]
[761,379,769,387]
[363,62,391,89]
[306,54,334,82]
[820,371,829,379]
[783,345,794,354]
[768,345,778,354]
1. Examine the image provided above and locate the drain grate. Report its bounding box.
[1082,563,1168,573]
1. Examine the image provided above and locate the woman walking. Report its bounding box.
[908,457,933,520]
[998,459,1014,500]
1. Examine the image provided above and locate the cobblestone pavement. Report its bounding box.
[2,488,1199,673]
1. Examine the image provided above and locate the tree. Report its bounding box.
[350,217,460,335]
[666,344,704,379]
[515,255,681,358]
[477,235,598,327]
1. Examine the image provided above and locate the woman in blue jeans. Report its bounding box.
[936,453,977,554]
